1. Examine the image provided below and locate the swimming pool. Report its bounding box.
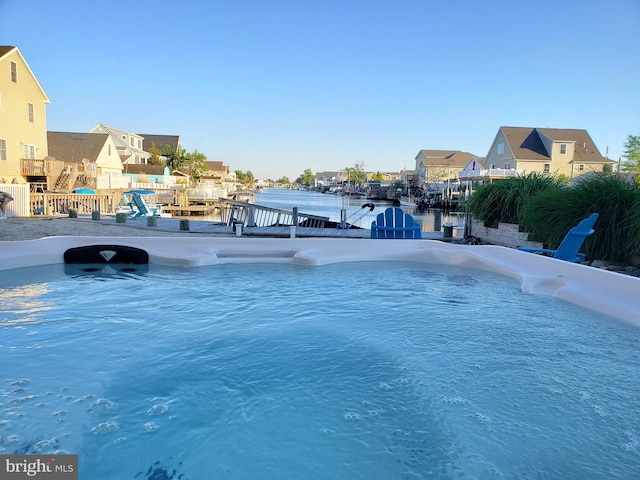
[1,237,639,479]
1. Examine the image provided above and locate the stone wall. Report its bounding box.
[470,220,543,249]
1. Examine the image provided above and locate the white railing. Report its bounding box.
[188,186,228,201]
[458,168,520,179]
[218,198,329,228]
[133,182,182,191]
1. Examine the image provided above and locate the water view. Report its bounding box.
[220,188,461,233]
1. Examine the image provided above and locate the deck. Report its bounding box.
[161,205,217,216]
[69,214,446,239]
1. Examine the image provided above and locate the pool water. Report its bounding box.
[1,262,639,479]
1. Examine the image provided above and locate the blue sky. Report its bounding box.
[1,0,638,180]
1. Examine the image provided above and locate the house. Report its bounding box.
[371,171,402,182]
[47,132,124,191]
[138,134,181,156]
[471,126,613,182]
[202,161,231,183]
[414,150,482,187]
[121,163,171,183]
[0,46,51,184]
[89,124,150,165]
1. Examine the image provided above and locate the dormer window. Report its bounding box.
[10,61,17,83]
[560,143,567,154]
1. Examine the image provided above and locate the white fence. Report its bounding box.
[188,186,228,201]
[0,184,30,217]
[458,168,520,180]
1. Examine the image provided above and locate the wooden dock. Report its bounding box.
[162,205,217,216]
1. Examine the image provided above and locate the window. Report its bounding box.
[130,137,134,147]
[0,92,2,114]
[28,103,34,122]
[504,162,511,169]
[108,144,111,155]
[490,164,496,169]
[497,143,504,154]
[0,139,7,161]
[579,164,584,171]
[138,139,142,149]
[543,163,550,173]
[23,144,36,159]
[560,143,567,154]
[10,61,17,83]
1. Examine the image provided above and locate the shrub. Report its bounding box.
[465,173,563,227]
[521,174,640,262]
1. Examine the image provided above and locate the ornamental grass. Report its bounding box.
[521,174,640,263]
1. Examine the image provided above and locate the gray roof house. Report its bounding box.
[461,126,613,182]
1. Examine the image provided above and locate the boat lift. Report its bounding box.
[339,203,375,229]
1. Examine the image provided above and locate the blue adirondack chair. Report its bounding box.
[371,207,422,239]
[517,213,599,262]
[129,192,152,219]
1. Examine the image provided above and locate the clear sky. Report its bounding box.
[1,0,638,180]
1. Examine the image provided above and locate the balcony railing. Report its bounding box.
[458,168,520,180]
[20,158,51,176]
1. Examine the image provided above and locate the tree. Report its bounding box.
[344,162,367,186]
[180,150,208,185]
[622,134,640,173]
[235,170,255,184]
[163,145,187,172]
[147,142,165,166]
[277,176,290,185]
[371,171,383,181]
[297,169,315,186]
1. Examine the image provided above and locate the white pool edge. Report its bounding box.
[2,236,639,327]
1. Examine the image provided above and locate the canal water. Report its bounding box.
[215,188,464,233]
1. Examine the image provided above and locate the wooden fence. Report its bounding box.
[30,193,120,216]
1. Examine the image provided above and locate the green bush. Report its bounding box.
[521,174,640,262]
[465,173,563,227]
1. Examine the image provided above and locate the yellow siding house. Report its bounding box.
[0,46,50,183]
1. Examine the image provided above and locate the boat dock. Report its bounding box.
[162,204,217,216]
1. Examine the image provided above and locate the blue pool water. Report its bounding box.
[1,262,639,479]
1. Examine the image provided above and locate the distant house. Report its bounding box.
[371,171,402,182]
[315,170,401,189]
[89,124,150,165]
[468,126,613,182]
[202,161,231,183]
[0,46,51,184]
[414,150,483,187]
[47,132,124,191]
